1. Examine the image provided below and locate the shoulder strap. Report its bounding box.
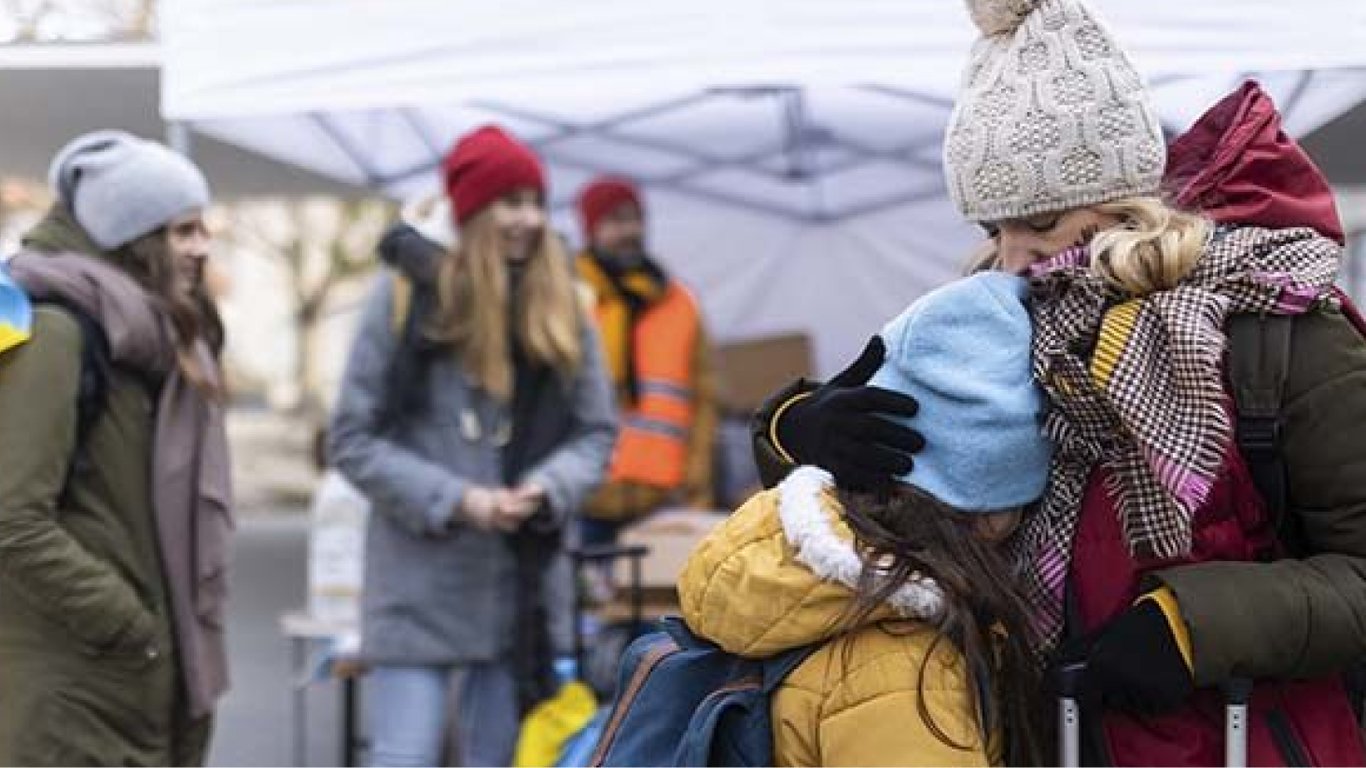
[35,301,111,449]
[377,274,436,430]
[1227,314,1294,533]
[33,301,111,499]
[760,643,821,694]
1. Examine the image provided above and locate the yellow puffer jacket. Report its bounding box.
[678,466,999,767]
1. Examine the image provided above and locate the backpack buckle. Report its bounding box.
[1237,416,1282,457]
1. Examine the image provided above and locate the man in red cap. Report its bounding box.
[574,176,717,557]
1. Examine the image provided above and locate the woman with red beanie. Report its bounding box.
[329,125,617,766]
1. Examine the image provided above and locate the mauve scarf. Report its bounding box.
[8,247,233,719]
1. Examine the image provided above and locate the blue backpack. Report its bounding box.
[585,616,816,767]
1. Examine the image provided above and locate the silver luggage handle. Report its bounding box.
[1056,665,1254,768]
[1057,661,1087,768]
[1222,677,1254,768]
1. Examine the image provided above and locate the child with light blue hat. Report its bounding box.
[680,272,1055,766]
[868,270,1051,512]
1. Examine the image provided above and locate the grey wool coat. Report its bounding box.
[329,271,617,665]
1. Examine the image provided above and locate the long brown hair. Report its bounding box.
[117,230,225,399]
[836,485,1047,766]
[428,206,583,401]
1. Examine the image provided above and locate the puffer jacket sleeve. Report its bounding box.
[328,271,467,537]
[0,308,153,650]
[1151,307,1366,684]
[519,312,618,527]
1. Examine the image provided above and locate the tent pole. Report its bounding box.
[167,121,194,158]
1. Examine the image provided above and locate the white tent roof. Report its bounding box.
[0,43,365,199]
[161,0,1366,375]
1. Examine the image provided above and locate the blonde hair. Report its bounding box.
[1091,197,1211,296]
[961,196,1212,297]
[430,208,582,402]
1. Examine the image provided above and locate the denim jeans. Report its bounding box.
[367,662,519,767]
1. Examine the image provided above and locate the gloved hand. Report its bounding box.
[1058,599,1194,716]
[774,336,924,491]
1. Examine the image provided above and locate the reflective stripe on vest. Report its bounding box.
[605,282,699,489]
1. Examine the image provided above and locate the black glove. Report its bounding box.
[774,336,924,491]
[1059,599,1194,716]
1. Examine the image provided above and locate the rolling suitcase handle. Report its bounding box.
[1058,662,1087,768]
[1222,677,1254,768]
[1057,664,1255,768]
[568,544,650,678]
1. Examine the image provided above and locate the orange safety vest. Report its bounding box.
[596,282,700,490]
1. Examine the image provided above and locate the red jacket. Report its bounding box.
[1068,82,1364,766]
[1167,81,1345,243]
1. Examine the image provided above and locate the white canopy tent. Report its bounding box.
[161,0,1366,375]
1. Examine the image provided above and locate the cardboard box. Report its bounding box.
[612,508,727,590]
[712,333,813,416]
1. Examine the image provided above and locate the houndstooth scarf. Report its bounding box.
[1011,225,1342,655]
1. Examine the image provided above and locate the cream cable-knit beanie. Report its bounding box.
[943,0,1165,223]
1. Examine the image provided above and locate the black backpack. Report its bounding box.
[14,302,113,495]
[1227,300,1366,720]
[1226,298,1366,551]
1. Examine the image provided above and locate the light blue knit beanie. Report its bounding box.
[49,131,211,250]
[869,271,1051,512]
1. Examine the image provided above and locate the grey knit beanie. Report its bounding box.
[943,0,1165,223]
[49,131,211,250]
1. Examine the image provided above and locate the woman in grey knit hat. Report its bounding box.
[751,1,1366,764]
[0,131,231,767]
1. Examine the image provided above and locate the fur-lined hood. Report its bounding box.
[678,466,943,658]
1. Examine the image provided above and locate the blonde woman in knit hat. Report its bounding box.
[329,125,617,767]
[749,1,1366,764]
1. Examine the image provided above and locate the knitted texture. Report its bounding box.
[578,176,643,240]
[944,0,1165,222]
[442,125,545,225]
[48,131,210,250]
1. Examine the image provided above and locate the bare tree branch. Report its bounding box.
[220,197,393,411]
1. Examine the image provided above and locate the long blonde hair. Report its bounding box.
[963,196,1212,297]
[429,209,582,402]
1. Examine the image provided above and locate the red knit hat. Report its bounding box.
[577,176,644,239]
[442,125,546,225]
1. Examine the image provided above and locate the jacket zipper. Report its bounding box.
[589,640,678,766]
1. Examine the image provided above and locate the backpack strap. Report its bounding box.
[377,273,436,430]
[659,615,818,695]
[1227,314,1294,540]
[33,301,111,499]
[760,643,821,694]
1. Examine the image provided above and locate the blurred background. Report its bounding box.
[2,1,1364,764]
